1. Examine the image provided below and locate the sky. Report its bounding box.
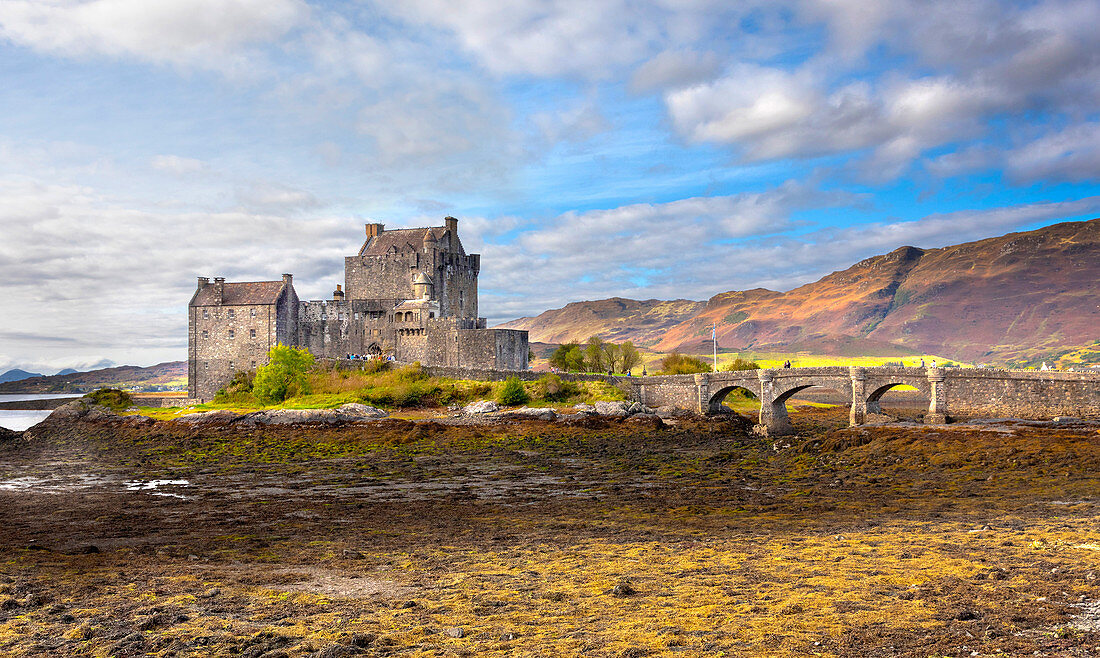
[2,0,1100,374]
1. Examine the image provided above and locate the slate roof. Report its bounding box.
[359,226,464,257]
[191,281,285,306]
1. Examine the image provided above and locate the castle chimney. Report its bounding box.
[444,216,458,235]
[333,283,344,301]
[197,276,210,291]
[214,277,225,305]
[365,223,385,238]
[282,273,293,286]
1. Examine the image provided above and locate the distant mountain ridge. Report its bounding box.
[0,362,187,393]
[0,369,45,384]
[501,218,1100,365]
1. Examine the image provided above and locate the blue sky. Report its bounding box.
[1,0,1100,374]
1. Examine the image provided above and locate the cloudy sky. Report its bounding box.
[2,0,1100,373]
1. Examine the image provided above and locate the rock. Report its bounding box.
[198,588,221,599]
[135,613,173,631]
[955,609,980,621]
[314,645,358,658]
[336,403,388,419]
[612,581,636,597]
[504,407,556,421]
[627,402,649,414]
[239,409,345,425]
[463,400,499,414]
[120,415,155,427]
[47,400,89,421]
[0,427,19,442]
[573,403,596,412]
[78,545,100,555]
[341,549,364,559]
[445,627,464,638]
[175,410,240,425]
[83,407,118,422]
[594,401,630,417]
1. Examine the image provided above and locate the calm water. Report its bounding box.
[0,394,81,431]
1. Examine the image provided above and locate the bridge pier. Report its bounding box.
[849,367,867,426]
[925,367,948,423]
[757,369,794,436]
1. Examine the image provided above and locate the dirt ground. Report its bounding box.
[1,406,1100,657]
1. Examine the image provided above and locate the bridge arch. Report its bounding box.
[706,383,761,415]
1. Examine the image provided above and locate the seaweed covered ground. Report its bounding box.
[1,407,1100,657]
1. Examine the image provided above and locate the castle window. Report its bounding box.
[201,330,209,339]
[250,308,256,317]
[202,309,208,319]
[250,360,256,368]
[250,329,256,339]
[354,312,359,320]
[228,309,235,319]
[229,361,234,370]
[228,329,235,339]
[429,312,435,319]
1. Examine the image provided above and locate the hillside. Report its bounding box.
[496,297,706,347]
[506,218,1100,365]
[0,361,187,394]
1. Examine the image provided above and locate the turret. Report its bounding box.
[412,272,433,300]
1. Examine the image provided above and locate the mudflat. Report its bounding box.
[1,408,1099,657]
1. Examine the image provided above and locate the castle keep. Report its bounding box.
[188,217,529,399]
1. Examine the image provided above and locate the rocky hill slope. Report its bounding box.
[503,218,1100,365]
[497,298,705,347]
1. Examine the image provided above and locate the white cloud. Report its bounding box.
[150,154,207,175]
[630,49,721,92]
[0,0,308,71]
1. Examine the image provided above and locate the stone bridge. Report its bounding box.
[626,367,1100,435]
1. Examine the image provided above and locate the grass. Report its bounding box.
[128,364,627,420]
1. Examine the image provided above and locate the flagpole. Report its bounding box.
[712,322,718,372]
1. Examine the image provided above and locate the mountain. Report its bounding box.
[496,298,706,347]
[0,369,45,384]
[55,368,78,376]
[504,218,1100,365]
[0,362,187,394]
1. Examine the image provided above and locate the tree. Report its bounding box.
[497,376,530,406]
[252,344,315,404]
[549,342,580,370]
[564,347,585,372]
[619,341,642,373]
[585,336,607,373]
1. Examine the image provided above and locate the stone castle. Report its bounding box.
[188,217,529,399]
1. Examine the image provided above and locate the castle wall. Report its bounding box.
[187,304,280,400]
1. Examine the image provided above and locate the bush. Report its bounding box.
[720,358,759,371]
[534,374,581,402]
[658,352,712,375]
[215,370,255,403]
[360,358,390,375]
[253,344,315,404]
[497,376,530,406]
[85,388,132,411]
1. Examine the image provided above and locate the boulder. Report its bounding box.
[47,400,89,421]
[624,413,664,429]
[239,408,346,425]
[572,403,596,412]
[336,403,389,419]
[463,400,499,414]
[174,410,240,425]
[594,400,630,417]
[503,407,557,421]
[627,402,650,415]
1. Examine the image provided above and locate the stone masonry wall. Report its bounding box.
[189,304,280,400]
[941,369,1100,419]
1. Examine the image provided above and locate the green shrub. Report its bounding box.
[720,358,759,371]
[658,352,712,375]
[253,344,315,404]
[215,370,255,403]
[497,376,530,406]
[85,388,132,411]
[360,358,390,375]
